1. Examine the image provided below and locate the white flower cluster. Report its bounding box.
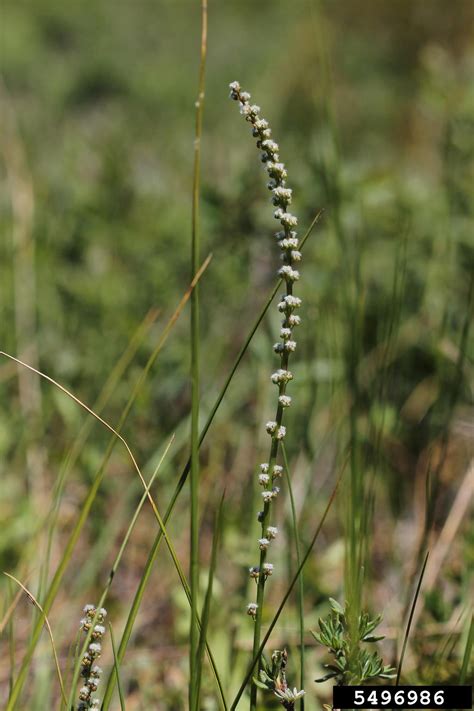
[230,81,303,623]
[271,368,293,384]
[77,604,107,710]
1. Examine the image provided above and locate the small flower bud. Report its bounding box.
[284,295,302,309]
[288,314,301,327]
[279,237,299,250]
[267,526,278,539]
[89,643,101,658]
[278,265,300,282]
[92,625,105,639]
[81,652,92,668]
[262,139,279,154]
[272,186,292,205]
[266,162,288,181]
[277,211,298,227]
[265,420,277,434]
[263,563,274,576]
[247,602,258,619]
[79,686,91,701]
[80,618,91,631]
[271,369,293,384]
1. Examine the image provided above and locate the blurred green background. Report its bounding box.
[1,1,473,708]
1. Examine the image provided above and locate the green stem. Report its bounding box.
[250,292,293,711]
[282,444,305,707]
[190,2,207,709]
[233,466,344,710]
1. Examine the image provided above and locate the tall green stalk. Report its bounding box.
[190,2,207,708]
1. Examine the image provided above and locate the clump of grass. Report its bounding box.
[229,81,305,709]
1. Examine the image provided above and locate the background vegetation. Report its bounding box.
[1,0,473,708]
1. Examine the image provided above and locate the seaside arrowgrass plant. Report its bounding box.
[2,3,473,707]
[229,81,305,709]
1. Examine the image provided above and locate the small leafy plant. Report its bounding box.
[313,599,396,685]
[253,649,305,710]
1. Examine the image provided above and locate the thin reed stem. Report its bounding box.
[4,573,67,708]
[109,623,126,711]
[282,444,305,709]
[459,614,474,684]
[190,1,207,708]
[396,551,430,686]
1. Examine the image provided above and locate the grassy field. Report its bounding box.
[1,1,473,709]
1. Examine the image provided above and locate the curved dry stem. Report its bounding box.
[3,572,67,708]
